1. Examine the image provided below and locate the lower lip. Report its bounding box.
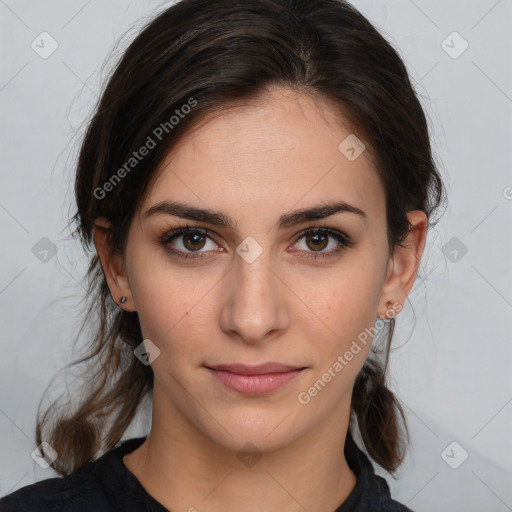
[206,368,305,395]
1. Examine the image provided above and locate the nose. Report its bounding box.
[219,247,290,344]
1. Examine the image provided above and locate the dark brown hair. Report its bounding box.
[36,0,446,475]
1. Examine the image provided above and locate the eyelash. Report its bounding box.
[159,226,354,261]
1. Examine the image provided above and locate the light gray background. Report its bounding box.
[1,1,511,510]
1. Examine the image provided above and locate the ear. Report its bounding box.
[378,210,428,318]
[93,217,136,312]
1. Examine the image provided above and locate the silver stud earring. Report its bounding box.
[120,296,127,304]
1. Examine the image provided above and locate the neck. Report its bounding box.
[123,385,357,512]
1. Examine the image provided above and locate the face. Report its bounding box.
[111,88,397,453]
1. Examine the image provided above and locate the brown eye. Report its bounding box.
[305,232,328,251]
[161,227,220,260]
[182,232,207,251]
[291,227,354,261]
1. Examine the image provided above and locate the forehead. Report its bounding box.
[141,88,384,224]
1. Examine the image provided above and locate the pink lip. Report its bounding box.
[205,363,306,395]
[207,362,304,375]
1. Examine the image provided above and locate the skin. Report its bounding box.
[93,87,427,512]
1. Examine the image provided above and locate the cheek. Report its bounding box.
[311,264,382,327]
[127,260,178,337]
[129,263,217,364]
[305,266,382,371]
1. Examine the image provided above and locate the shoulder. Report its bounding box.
[354,471,415,512]
[0,437,146,512]
[361,469,415,512]
[341,432,416,512]
[0,465,103,512]
[355,465,416,512]
[372,491,415,512]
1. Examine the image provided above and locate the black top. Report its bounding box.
[0,433,414,511]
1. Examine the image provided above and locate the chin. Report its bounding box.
[193,405,306,454]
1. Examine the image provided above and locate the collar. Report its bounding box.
[97,432,392,512]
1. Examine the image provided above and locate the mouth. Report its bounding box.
[204,363,307,395]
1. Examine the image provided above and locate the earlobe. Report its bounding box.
[378,210,428,318]
[93,217,136,311]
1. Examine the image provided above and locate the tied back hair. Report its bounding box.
[36,0,446,475]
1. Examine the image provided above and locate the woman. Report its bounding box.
[0,0,446,510]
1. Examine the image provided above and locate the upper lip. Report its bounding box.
[206,363,305,375]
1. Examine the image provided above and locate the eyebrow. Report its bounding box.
[143,200,367,229]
